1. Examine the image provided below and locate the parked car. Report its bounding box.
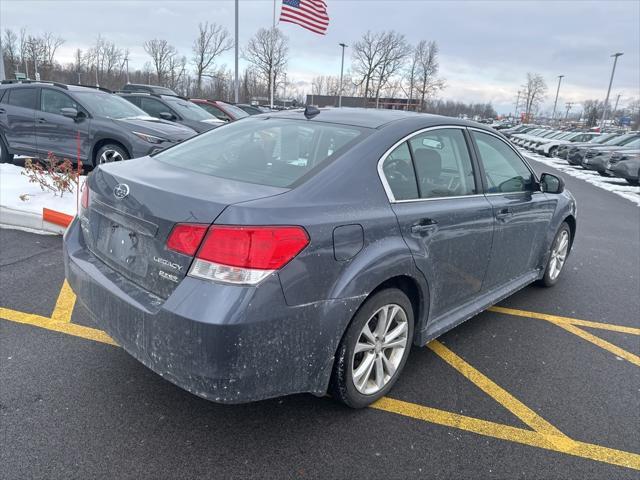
[556,133,620,159]
[118,92,224,133]
[534,132,600,157]
[567,133,640,165]
[235,103,268,115]
[526,131,573,151]
[511,128,548,146]
[502,125,539,139]
[121,83,179,96]
[64,108,576,408]
[573,134,640,167]
[605,152,640,185]
[582,140,640,173]
[189,99,250,122]
[0,80,196,166]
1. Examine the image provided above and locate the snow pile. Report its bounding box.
[0,163,86,233]
[521,150,640,207]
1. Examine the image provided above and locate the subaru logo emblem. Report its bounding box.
[113,183,129,199]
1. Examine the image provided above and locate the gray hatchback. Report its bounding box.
[64,108,577,408]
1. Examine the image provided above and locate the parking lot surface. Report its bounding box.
[1,157,639,479]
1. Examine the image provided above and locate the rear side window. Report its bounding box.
[472,131,534,193]
[7,88,37,109]
[382,142,418,200]
[155,118,365,188]
[409,129,477,198]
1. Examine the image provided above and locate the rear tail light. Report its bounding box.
[167,224,309,285]
[167,223,209,256]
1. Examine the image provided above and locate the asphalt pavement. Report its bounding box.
[1,156,639,479]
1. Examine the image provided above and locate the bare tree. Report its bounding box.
[192,22,233,95]
[243,28,288,99]
[40,32,64,67]
[522,72,547,120]
[144,38,179,84]
[371,32,410,106]
[2,29,19,78]
[414,40,444,112]
[582,99,604,128]
[85,35,126,88]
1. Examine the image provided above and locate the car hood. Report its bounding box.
[179,118,224,133]
[114,116,196,141]
[587,145,637,153]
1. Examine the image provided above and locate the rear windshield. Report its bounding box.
[155,118,366,187]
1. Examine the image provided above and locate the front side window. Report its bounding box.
[163,97,214,121]
[409,128,477,198]
[155,118,365,188]
[41,89,78,114]
[473,131,534,193]
[140,97,172,118]
[198,103,229,121]
[7,88,37,109]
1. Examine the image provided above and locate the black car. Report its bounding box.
[0,81,196,166]
[118,92,224,133]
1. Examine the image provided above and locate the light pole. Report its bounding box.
[600,52,623,130]
[338,43,348,108]
[551,75,564,121]
[234,0,239,103]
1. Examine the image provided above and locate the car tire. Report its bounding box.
[548,146,558,158]
[330,288,414,408]
[626,178,639,186]
[538,222,571,288]
[597,171,608,177]
[94,144,129,166]
[0,137,14,164]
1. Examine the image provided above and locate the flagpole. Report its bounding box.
[270,0,276,109]
[234,0,239,103]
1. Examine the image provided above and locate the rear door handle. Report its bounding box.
[411,219,438,236]
[37,117,47,124]
[0,108,5,114]
[496,208,512,221]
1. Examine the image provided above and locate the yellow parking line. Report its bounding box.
[50,280,77,324]
[372,397,640,471]
[489,306,640,335]
[489,306,640,366]
[0,306,116,346]
[428,340,574,447]
[550,321,640,367]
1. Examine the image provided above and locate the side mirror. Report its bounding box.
[540,173,565,194]
[61,108,79,119]
[159,111,175,121]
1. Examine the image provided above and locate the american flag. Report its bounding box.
[280,0,330,35]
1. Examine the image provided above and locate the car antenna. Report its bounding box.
[304,105,320,119]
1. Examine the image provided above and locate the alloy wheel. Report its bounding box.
[351,303,409,395]
[548,230,569,281]
[98,149,124,164]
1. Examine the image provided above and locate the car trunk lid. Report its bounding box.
[82,156,287,298]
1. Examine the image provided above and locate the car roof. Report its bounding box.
[265,107,482,130]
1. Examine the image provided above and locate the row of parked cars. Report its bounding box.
[0,80,269,167]
[502,125,640,186]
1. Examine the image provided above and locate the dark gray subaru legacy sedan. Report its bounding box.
[64,108,576,408]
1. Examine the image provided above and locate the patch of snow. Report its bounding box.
[520,149,640,207]
[0,163,86,233]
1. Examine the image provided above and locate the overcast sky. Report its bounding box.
[1,0,638,113]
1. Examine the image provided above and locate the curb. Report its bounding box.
[0,206,73,235]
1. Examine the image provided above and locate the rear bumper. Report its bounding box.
[63,218,360,403]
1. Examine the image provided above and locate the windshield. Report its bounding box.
[155,118,366,188]
[218,102,250,119]
[623,138,640,147]
[75,91,147,119]
[163,97,215,121]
